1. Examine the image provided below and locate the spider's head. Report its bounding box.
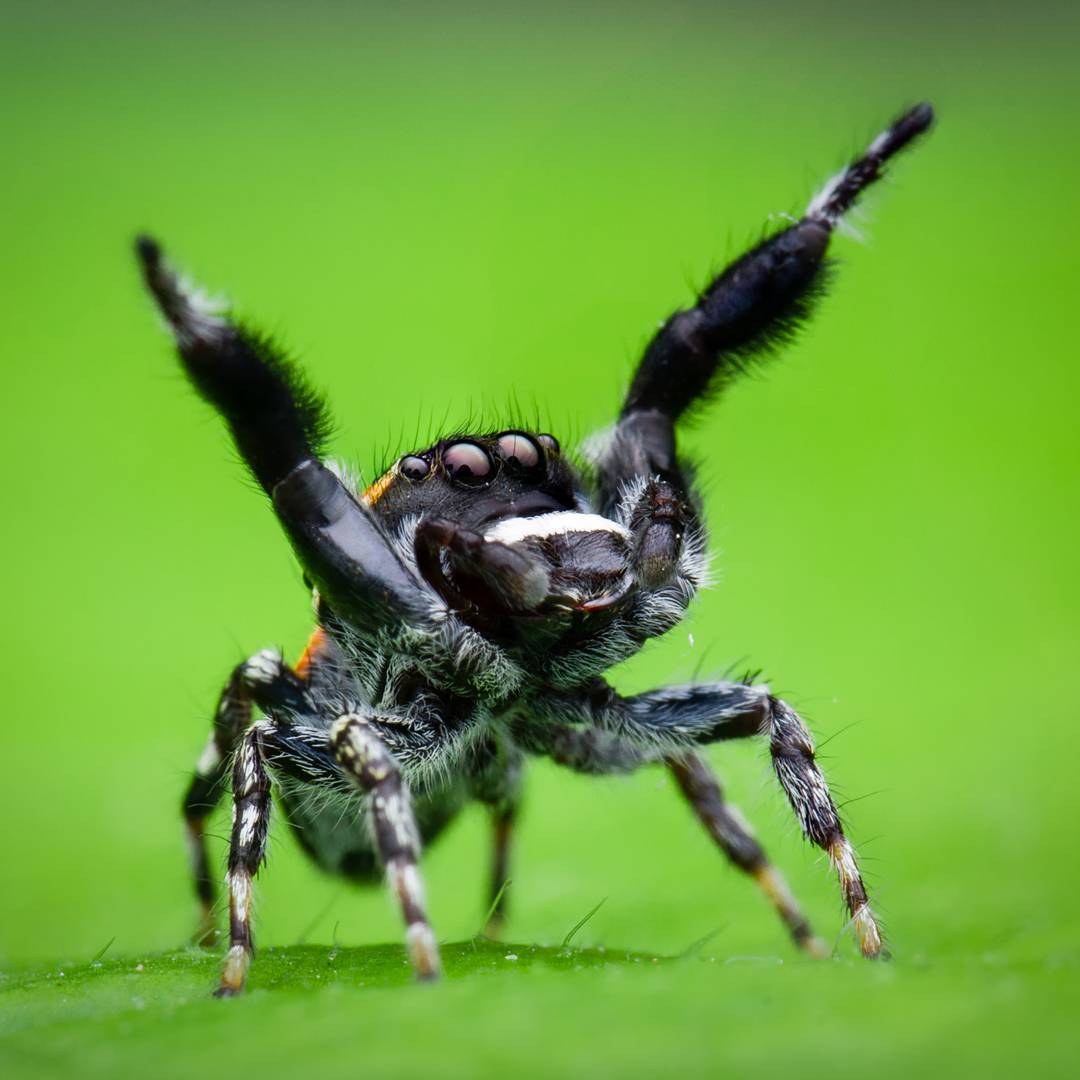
[363,431,580,528]
[363,431,637,623]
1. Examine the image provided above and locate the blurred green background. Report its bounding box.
[2,0,1078,1075]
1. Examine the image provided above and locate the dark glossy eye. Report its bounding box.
[537,433,559,453]
[442,442,493,484]
[495,432,540,469]
[399,455,430,481]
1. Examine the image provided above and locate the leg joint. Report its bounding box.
[330,713,399,791]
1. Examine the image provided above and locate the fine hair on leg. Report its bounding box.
[135,236,331,494]
[621,103,934,426]
[136,239,432,635]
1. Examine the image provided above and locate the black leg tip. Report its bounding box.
[907,101,935,132]
[134,234,162,268]
[891,102,935,148]
[212,985,242,999]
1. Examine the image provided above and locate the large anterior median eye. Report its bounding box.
[399,455,430,481]
[442,442,493,484]
[495,432,540,469]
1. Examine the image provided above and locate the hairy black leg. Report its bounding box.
[594,103,934,509]
[513,713,661,774]
[667,752,826,957]
[181,665,250,947]
[330,714,440,980]
[181,649,311,947]
[769,699,884,958]
[216,723,272,997]
[514,704,822,953]
[135,239,431,632]
[521,678,884,957]
[521,679,770,754]
[135,237,329,493]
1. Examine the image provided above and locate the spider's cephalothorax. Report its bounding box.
[138,103,934,995]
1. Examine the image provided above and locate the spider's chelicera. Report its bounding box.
[136,103,934,996]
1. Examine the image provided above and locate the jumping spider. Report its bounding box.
[136,103,933,995]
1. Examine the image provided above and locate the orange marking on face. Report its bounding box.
[294,627,327,679]
[362,469,396,506]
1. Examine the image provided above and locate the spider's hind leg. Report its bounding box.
[667,752,827,957]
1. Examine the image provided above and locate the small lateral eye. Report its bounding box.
[399,455,430,481]
[496,432,540,469]
[442,442,493,484]
[537,433,559,453]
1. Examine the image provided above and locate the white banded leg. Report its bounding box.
[181,663,254,946]
[330,713,440,980]
[769,699,884,958]
[215,723,272,996]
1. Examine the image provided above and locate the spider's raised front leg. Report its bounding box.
[182,648,310,946]
[518,678,883,958]
[135,238,433,634]
[592,103,934,513]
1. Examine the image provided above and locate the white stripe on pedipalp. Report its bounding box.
[483,511,630,546]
